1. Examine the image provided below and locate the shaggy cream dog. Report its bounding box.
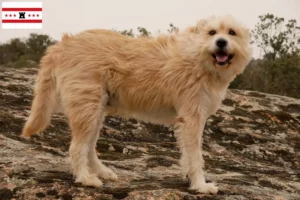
[22,15,252,194]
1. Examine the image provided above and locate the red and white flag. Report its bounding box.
[2,2,42,29]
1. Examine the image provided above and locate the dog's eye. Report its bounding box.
[229,29,236,36]
[208,30,216,36]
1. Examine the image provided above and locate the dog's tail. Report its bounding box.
[21,55,56,138]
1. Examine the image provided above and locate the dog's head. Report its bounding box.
[180,15,252,81]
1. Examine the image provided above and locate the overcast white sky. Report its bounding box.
[1,0,300,57]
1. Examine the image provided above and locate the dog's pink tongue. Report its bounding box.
[216,55,228,62]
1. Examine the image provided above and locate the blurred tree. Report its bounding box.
[137,27,151,37]
[231,13,300,98]
[0,34,56,67]
[117,27,151,37]
[26,33,56,62]
[252,14,300,59]
[0,38,27,64]
[118,29,135,37]
[167,23,179,33]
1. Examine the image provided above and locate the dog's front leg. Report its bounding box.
[175,110,218,194]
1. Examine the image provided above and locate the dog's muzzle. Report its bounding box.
[211,39,234,66]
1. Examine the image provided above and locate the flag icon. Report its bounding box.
[2,2,42,29]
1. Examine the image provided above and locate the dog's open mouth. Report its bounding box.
[212,51,234,66]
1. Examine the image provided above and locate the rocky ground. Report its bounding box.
[0,66,300,200]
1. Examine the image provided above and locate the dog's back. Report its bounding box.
[22,29,178,137]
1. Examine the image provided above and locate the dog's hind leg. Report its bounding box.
[87,108,118,181]
[64,83,108,187]
[175,106,218,194]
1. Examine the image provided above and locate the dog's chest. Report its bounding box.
[201,87,227,115]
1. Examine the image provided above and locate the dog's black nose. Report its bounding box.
[216,38,227,48]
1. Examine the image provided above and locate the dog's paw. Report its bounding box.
[76,174,103,187]
[97,166,118,181]
[190,182,218,194]
[20,134,31,140]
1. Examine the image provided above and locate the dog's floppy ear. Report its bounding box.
[185,18,208,33]
[196,18,208,28]
[245,27,251,40]
[185,26,198,33]
[240,26,251,41]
